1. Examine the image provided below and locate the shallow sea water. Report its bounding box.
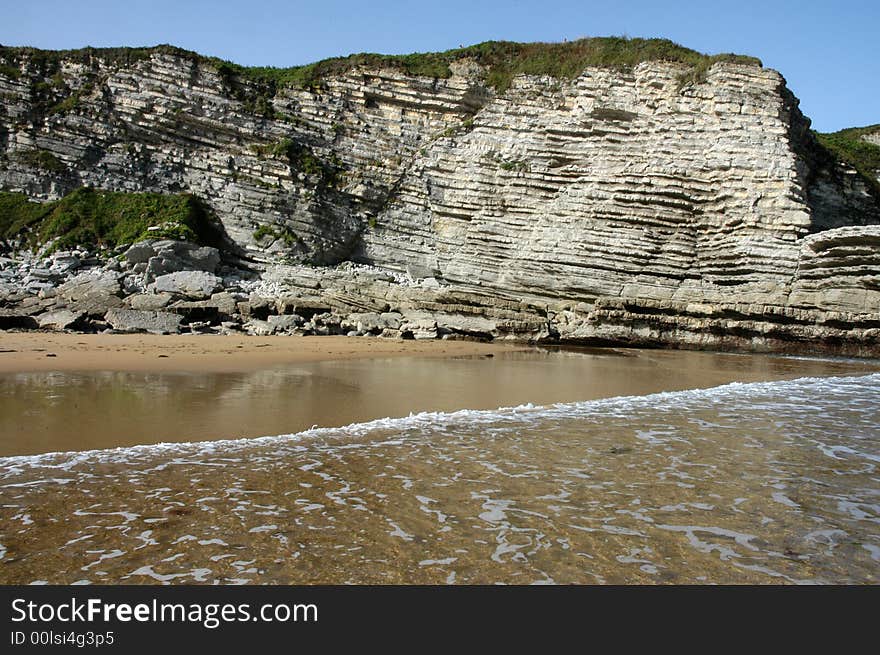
[0,348,874,456]
[1,371,878,584]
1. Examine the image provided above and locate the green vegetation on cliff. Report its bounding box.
[1,37,761,95]
[215,37,762,92]
[0,62,21,79]
[814,125,880,189]
[0,188,223,250]
[0,44,191,73]
[252,224,298,247]
[13,149,66,173]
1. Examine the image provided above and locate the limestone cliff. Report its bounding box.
[1,40,879,353]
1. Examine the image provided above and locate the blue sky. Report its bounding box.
[1,0,877,132]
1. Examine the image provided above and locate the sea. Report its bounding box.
[0,348,878,584]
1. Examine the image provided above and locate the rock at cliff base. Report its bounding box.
[127,292,173,311]
[267,314,304,334]
[58,270,121,300]
[70,294,124,317]
[435,314,497,338]
[126,240,220,275]
[56,270,123,316]
[342,311,403,334]
[153,271,222,300]
[242,319,274,336]
[123,242,156,265]
[104,308,182,334]
[36,310,86,331]
[400,311,439,339]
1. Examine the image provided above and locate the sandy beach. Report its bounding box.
[2,333,879,457]
[0,332,522,373]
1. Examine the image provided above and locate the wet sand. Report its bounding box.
[2,371,878,584]
[1,339,878,457]
[0,332,523,373]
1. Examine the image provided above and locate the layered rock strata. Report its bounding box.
[1,46,879,353]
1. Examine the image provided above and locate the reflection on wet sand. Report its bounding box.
[1,348,877,456]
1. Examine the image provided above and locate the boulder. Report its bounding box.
[435,314,497,338]
[181,246,221,272]
[167,292,239,323]
[246,294,275,319]
[50,252,81,273]
[187,321,215,334]
[70,294,124,316]
[127,292,173,311]
[59,271,121,300]
[36,310,86,331]
[26,268,60,282]
[104,308,182,334]
[154,271,222,300]
[242,319,274,336]
[24,280,57,295]
[167,301,219,323]
[267,314,304,334]
[127,240,221,276]
[276,296,331,316]
[208,292,239,316]
[56,270,123,316]
[379,312,403,329]
[400,311,439,340]
[17,295,47,315]
[123,242,156,265]
[342,311,403,334]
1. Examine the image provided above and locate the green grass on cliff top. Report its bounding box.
[0,188,221,250]
[226,38,762,91]
[814,125,880,185]
[0,37,762,92]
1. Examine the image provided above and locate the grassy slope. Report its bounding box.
[0,188,222,250]
[814,125,880,190]
[223,38,762,92]
[0,37,762,93]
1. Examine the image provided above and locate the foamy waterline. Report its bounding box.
[2,369,877,585]
[2,372,878,472]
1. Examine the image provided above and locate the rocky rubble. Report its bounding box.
[0,237,551,340]
[0,227,878,356]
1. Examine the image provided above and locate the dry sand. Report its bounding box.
[0,332,524,373]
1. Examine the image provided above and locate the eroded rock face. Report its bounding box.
[1,48,879,352]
